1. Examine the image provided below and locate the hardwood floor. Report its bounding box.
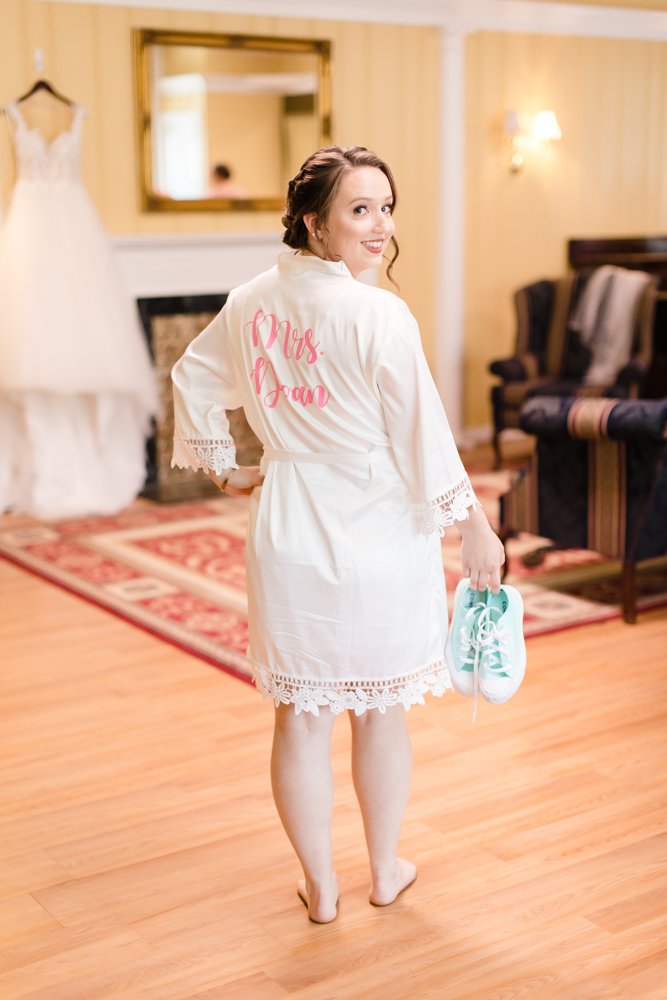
[1,553,666,999]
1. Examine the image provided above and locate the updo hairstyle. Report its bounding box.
[282,145,399,285]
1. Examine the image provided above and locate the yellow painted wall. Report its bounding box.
[281,104,322,192]
[206,91,282,196]
[464,30,667,425]
[0,2,665,428]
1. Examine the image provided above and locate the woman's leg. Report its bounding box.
[270,703,339,922]
[349,705,417,905]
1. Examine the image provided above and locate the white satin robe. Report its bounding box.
[172,251,477,715]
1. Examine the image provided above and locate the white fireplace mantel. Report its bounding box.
[111,231,284,299]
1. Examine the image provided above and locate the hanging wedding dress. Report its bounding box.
[0,100,157,518]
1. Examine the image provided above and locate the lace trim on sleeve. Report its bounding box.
[171,437,238,475]
[414,475,478,536]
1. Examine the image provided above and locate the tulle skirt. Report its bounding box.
[0,179,157,518]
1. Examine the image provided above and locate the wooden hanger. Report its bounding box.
[15,79,75,107]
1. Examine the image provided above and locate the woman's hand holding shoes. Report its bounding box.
[457,505,505,594]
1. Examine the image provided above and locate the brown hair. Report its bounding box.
[282,145,400,286]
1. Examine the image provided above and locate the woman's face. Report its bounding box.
[309,166,395,279]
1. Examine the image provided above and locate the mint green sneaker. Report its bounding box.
[477,584,526,704]
[445,578,488,700]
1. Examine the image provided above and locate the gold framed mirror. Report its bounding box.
[133,29,332,212]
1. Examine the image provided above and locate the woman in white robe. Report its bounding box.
[172,147,504,923]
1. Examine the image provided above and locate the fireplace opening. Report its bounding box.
[137,293,262,502]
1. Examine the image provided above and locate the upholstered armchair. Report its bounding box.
[499,396,667,623]
[489,272,658,467]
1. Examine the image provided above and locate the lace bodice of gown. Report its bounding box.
[5,101,83,184]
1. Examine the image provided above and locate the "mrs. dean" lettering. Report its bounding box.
[246,308,331,409]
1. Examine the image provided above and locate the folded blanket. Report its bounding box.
[569,265,650,385]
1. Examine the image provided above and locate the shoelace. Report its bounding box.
[458,601,509,722]
[476,610,510,677]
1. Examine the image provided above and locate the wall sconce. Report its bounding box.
[503,109,562,173]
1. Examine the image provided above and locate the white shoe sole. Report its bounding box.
[479,584,526,704]
[445,578,482,698]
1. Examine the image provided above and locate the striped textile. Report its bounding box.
[566,398,619,439]
[587,439,626,558]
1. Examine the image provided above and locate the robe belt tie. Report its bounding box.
[261,445,392,466]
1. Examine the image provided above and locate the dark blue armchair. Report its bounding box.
[500,396,667,623]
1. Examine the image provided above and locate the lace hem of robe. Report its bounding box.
[171,437,238,475]
[414,475,478,536]
[251,659,452,716]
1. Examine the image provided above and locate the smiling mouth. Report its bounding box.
[362,240,384,253]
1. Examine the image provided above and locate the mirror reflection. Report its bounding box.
[134,30,332,212]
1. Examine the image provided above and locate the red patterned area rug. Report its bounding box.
[1,472,665,686]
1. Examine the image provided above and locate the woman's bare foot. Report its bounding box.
[369,858,417,907]
[297,877,339,924]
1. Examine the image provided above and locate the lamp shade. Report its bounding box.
[532,110,562,141]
